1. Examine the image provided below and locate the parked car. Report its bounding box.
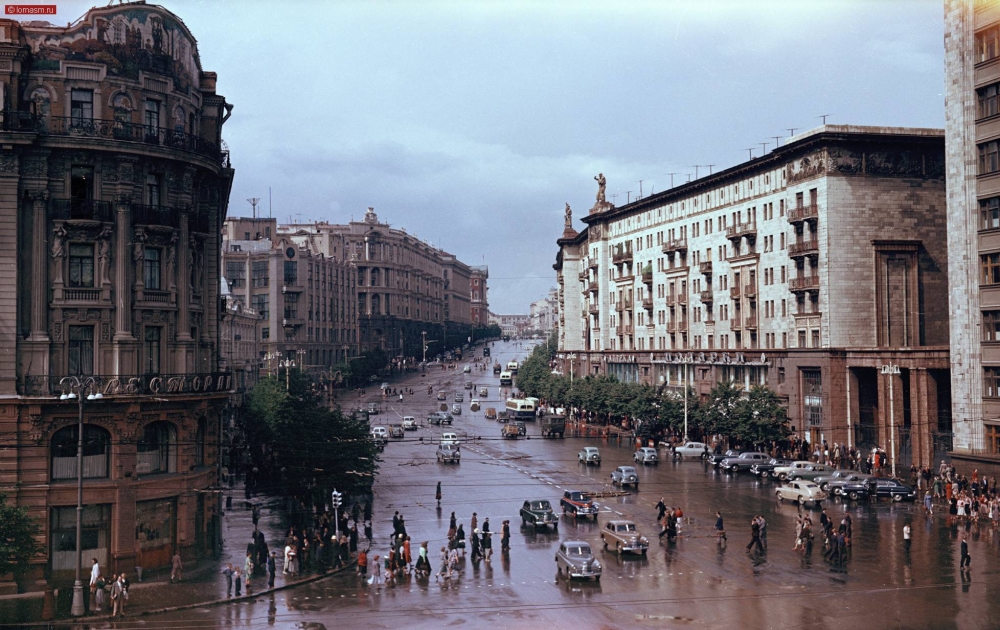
[370,426,389,445]
[634,447,659,465]
[601,520,649,555]
[452,403,462,415]
[611,466,640,488]
[560,490,599,519]
[786,463,834,482]
[772,460,814,481]
[579,447,601,466]
[775,480,827,506]
[437,443,461,463]
[465,382,474,390]
[555,541,601,581]
[402,416,418,430]
[749,457,794,478]
[441,432,459,446]
[720,452,770,473]
[840,477,917,502]
[502,424,520,438]
[826,473,874,497]
[478,387,489,398]
[388,424,404,439]
[812,469,858,491]
[520,499,559,529]
[669,441,709,459]
[710,449,743,467]
[485,407,497,420]
[454,392,464,402]
[437,392,448,401]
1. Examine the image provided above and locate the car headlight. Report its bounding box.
[593,561,601,568]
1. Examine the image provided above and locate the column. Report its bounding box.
[177,212,191,340]
[113,197,134,341]
[27,189,48,341]
[910,368,933,469]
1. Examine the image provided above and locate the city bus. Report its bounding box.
[499,371,513,387]
[507,361,519,375]
[505,398,536,421]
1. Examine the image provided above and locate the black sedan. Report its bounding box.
[749,457,794,478]
[709,449,742,467]
[839,477,916,502]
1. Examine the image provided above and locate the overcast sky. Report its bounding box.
[41,0,945,313]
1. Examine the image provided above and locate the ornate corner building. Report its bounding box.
[0,4,234,590]
[555,126,951,469]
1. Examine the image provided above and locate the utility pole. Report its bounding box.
[247,197,260,220]
[626,190,632,204]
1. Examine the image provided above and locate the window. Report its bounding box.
[137,421,177,474]
[778,367,786,384]
[985,311,1000,342]
[988,424,1000,455]
[70,165,94,208]
[67,326,94,376]
[284,261,298,285]
[802,369,822,427]
[144,99,160,131]
[195,417,206,467]
[811,329,820,348]
[798,330,806,347]
[980,141,1000,175]
[982,197,1000,230]
[136,498,176,555]
[284,293,299,319]
[251,261,269,287]
[225,261,245,288]
[251,293,268,319]
[977,25,1000,63]
[986,367,1000,398]
[146,174,161,206]
[143,326,161,374]
[983,252,1000,285]
[261,327,269,340]
[51,424,110,480]
[144,247,161,289]
[70,89,93,124]
[68,243,95,288]
[50,504,110,577]
[980,83,1000,119]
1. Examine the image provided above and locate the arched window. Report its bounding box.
[371,293,381,315]
[195,417,206,467]
[137,422,177,475]
[51,424,110,480]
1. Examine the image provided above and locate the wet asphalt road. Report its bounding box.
[143,342,998,630]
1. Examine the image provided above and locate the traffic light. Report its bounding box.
[331,490,342,508]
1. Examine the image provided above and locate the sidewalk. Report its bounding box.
[65,485,355,622]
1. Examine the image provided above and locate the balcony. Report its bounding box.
[745,315,758,329]
[730,317,742,330]
[788,204,818,224]
[131,204,182,229]
[615,324,625,336]
[142,290,170,304]
[704,317,716,326]
[677,320,688,332]
[700,289,714,303]
[63,288,101,302]
[666,321,676,333]
[588,259,599,270]
[614,273,635,283]
[642,296,653,310]
[616,300,625,312]
[676,293,687,305]
[699,261,713,275]
[788,239,819,259]
[624,324,633,334]
[18,371,234,397]
[790,275,820,292]
[612,246,633,264]
[282,282,303,293]
[588,303,600,315]
[50,199,114,222]
[43,115,223,162]
[745,283,757,298]
[587,280,598,295]
[662,237,688,254]
[666,294,676,307]
[641,268,653,284]
[730,285,741,299]
[725,221,757,241]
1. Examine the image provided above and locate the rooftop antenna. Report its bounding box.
[745,148,755,160]
[706,164,715,175]
[668,173,678,188]
[611,193,619,204]
[772,135,783,148]
[759,141,769,154]
[247,197,260,220]
[788,128,798,137]
[268,187,272,219]
[693,165,701,179]
[686,174,692,183]
[819,114,831,125]
[626,190,633,204]
[638,180,644,198]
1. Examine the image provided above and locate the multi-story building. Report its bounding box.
[944,0,1000,462]
[222,217,357,368]
[530,288,559,334]
[470,265,489,327]
[556,125,950,468]
[0,4,234,591]
[490,312,531,338]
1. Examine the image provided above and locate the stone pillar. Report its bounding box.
[27,190,48,341]
[112,197,137,376]
[177,213,190,340]
[910,368,934,469]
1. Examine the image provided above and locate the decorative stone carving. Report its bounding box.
[51,225,66,259]
[22,155,47,179]
[166,232,177,289]
[827,148,863,174]
[103,162,120,183]
[0,153,17,173]
[363,207,379,224]
[181,171,193,193]
[118,161,135,183]
[785,153,826,184]
[53,321,63,341]
[122,412,142,442]
[28,414,46,444]
[589,224,603,240]
[594,173,606,203]
[101,321,111,341]
[866,151,923,177]
[132,228,146,263]
[564,203,572,228]
[98,227,112,285]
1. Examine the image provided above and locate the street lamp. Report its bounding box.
[880,363,901,477]
[279,358,295,390]
[296,349,306,372]
[58,376,103,617]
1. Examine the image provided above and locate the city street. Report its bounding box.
[134,342,996,630]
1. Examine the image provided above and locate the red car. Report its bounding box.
[560,490,599,519]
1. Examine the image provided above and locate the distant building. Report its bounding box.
[470,266,489,327]
[530,288,559,333]
[490,312,531,338]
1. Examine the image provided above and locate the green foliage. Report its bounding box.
[0,492,41,588]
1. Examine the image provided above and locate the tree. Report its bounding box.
[0,492,41,590]
[702,380,744,441]
[736,384,791,445]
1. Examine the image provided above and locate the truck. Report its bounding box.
[539,414,566,438]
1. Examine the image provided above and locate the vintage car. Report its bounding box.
[493,363,502,374]
[454,392,464,402]
[402,416,418,430]
[560,490,599,518]
[515,421,526,436]
[772,460,814,481]
[520,499,559,529]
[839,477,917,502]
[436,443,461,464]
[786,463,834,482]
[670,441,709,459]
[555,541,601,581]
[441,432,460,446]
[578,447,602,466]
[825,473,873,497]
[370,426,389,445]
[368,402,381,415]
[437,392,448,401]
[465,382,474,390]
[451,403,462,415]
[750,457,795,478]
[775,480,827,505]
[388,424,404,439]
[611,465,640,488]
[502,424,520,438]
[427,412,453,426]
[463,365,471,373]
[485,407,498,420]
[710,449,743,467]
[812,469,858,491]
[479,387,489,398]
[720,452,770,473]
[540,415,566,438]
[633,447,659,465]
[601,519,649,555]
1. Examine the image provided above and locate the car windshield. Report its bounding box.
[567,492,586,501]
[567,545,591,556]
[621,467,636,474]
[531,502,550,510]
[619,523,637,532]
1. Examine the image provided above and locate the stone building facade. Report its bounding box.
[530,288,559,334]
[470,265,489,327]
[0,4,234,591]
[944,0,1000,460]
[555,126,951,468]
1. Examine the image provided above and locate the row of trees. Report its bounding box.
[515,343,791,447]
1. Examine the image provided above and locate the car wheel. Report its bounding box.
[776,491,783,501]
[730,465,739,473]
[893,493,904,502]
[796,496,804,505]
[833,487,842,496]
[848,491,859,500]
[562,505,569,515]
[779,474,788,481]
[603,539,608,550]
[820,483,829,491]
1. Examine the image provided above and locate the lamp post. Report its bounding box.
[683,361,689,441]
[296,349,306,372]
[422,331,427,363]
[880,363,901,477]
[279,358,295,390]
[58,376,103,618]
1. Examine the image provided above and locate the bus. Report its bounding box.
[505,398,536,421]
[499,371,513,387]
[507,361,519,375]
